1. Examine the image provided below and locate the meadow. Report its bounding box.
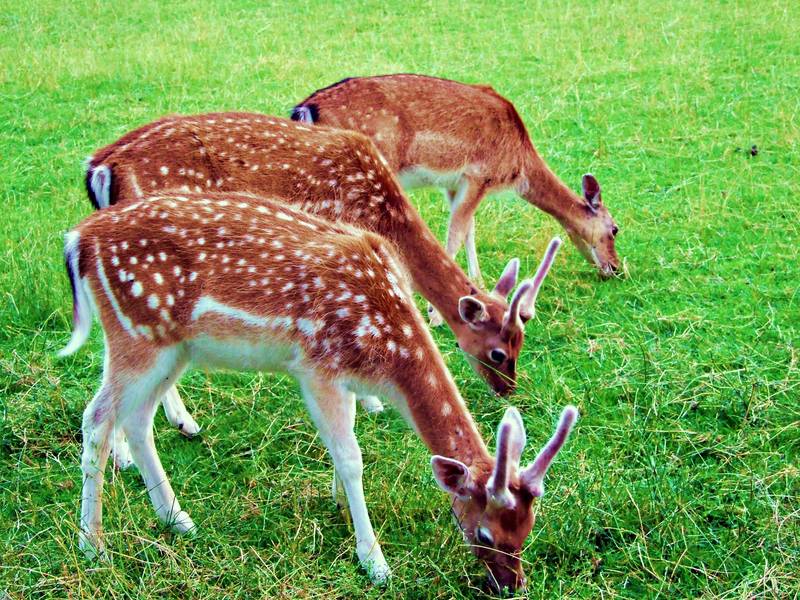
[1,1,798,597]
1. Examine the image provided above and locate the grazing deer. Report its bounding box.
[84,113,562,443]
[59,192,578,592]
[291,73,621,284]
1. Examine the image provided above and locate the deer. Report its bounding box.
[84,112,562,446]
[291,73,621,286]
[59,191,578,593]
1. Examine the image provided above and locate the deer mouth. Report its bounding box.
[590,247,618,278]
[463,353,516,396]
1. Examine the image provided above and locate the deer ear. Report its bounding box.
[582,174,601,209]
[458,296,488,325]
[431,456,474,498]
[492,258,519,299]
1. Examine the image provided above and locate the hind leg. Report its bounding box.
[121,360,195,534]
[112,384,198,471]
[446,179,487,289]
[427,188,459,327]
[111,425,134,470]
[357,394,384,414]
[78,382,117,560]
[161,385,201,437]
[464,217,482,286]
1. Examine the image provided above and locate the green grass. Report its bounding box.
[1,0,798,597]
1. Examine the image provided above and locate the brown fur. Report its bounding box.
[87,113,530,393]
[293,73,621,276]
[65,192,575,592]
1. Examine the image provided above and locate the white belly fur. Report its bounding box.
[399,166,465,191]
[186,334,297,373]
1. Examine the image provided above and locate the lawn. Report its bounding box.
[1,1,798,598]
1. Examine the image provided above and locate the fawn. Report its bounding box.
[292,73,620,283]
[60,191,577,592]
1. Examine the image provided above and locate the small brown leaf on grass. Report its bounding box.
[58,479,75,490]
[241,501,262,521]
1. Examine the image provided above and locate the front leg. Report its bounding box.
[300,376,390,584]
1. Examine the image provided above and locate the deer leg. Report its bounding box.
[426,188,460,327]
[300,376,390,584]
[464,217,482,286]
[161,385,201,437]
[79,381,116,560]
[332,467,347,509]
[121,405,195,535]
[120,357,195,535]
[111,424,134,470]
[446,179,486,289]
[358,394,384,414]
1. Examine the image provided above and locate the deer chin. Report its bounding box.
[566,230,618,278]
[591,247,617,278]
[464,354,515,396]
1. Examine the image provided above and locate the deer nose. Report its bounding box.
[491,375,515,396]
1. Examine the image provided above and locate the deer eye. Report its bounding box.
[475,526,494,547]
[612,225,619,237]
[488,349,507,364]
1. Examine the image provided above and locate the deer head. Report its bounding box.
[455,237,562,395]
[431,405,578,593]
[563,174,620,278]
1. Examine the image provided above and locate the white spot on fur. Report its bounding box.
[148,294,160,309]
[297,318,322,336]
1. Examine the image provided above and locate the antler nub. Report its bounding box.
[520,405,578,497]
[519,237,562,321]
[492,257,520,299]
[487,407,526,508]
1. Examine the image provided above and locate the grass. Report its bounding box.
[1,0,798,597]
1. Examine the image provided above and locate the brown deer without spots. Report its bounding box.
[85,113,562,442]
[59,191,578,592]
[291,73,621,283]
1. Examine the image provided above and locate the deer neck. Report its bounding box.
[381,210,474,331]
[519,152,586,231]
[389,354,492,476]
